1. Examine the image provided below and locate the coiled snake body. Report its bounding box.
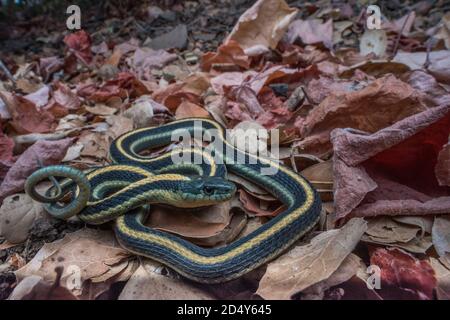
[25,118,322,283]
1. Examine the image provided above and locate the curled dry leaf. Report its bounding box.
[435,143,450,187]
[147,201,245,247]
[84,104,117,116]
[295,75,426,157]
[362,217,432,254]
[123,95,172,128]
[432,216,450,264]
[127,47,177,80]
[238,189,284,217]
[15,228,131,296]
[78,72,149,103]
[119,259,213,300]
[51,82,81,111]
[24,85,50,108]
[300,160,333,201]
[393,51,450,84]
[0,91,56,134]
[0,138,73,202]
[331,104,450,220]
[370,247,436,300]
[201,41,250,72]
[63,29,93,65]
[402,71,450,108]
[0,193,45,244]
[256,218,367,300]
[287,19,333,48]
[226,0,298,51]
[300,253,363,300]
[175,101,210,120]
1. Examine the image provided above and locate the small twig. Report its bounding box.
[423,38,437,70]
[0,59,15,84]
[391,11,413,59]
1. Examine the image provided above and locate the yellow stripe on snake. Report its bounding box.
[25,118,322,283]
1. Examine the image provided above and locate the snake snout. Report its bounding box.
[202,177,236,200]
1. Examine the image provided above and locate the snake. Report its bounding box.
[25,118,322,283]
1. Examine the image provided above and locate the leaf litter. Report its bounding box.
[0,0,450,300]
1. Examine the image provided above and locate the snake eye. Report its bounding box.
[203,186,213,195]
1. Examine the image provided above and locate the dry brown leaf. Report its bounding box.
[370,247,436,299]
[393,51,450,83]
[201,41,250,72]
[364,217,420,244]
[226,0,297,51]
[175,101,210,119]
[147,201,244,247]
[238,190,284,217]
[256,218,367,300]
[0,193,45,244]
[295,75,426,157]
[362,217,432,254]
[85,104,117,116]
[119,259,213,300]
[430,258,450,300]
[124,95,172,128]
[301,253,363,300]
[432,215,450,259]
[287,19,333,48]
[15,228,131,296]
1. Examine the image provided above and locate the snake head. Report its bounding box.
[177,176,236,206]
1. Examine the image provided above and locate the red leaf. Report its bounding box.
[201,40,250,72]
[63,30,93,65]
[370,247,436,300]
[0,91,56,134]
[332,104,450,219]
[0,138,73,203]
[78,72,149,103]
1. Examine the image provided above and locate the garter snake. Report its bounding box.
[25,118,322,283]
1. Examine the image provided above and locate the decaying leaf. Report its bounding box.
[226,0,297,51]
[287,19,333,48]
[119,259,213,300]
[123,95,172,128]
[430,258,450,300]
[256,218,367,299]
[362,217,432,254]
[394,51,450,83]
[0,193,45,244]
[370,247,436,300]
[15,228,131,296]
[300,253,363,300]
[175,101,210,119]
[0,138,73,202]
[432,216,450,260]
[296,75,426,157]
[147,201,245,247]
[332,104,450,220]
[0,91,56,134]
